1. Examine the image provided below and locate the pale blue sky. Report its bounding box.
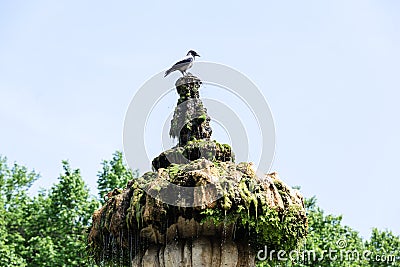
[0,1,399,238]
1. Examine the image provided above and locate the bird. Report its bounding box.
[164,50,200,77]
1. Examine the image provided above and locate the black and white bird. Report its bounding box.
[164,50,200,77]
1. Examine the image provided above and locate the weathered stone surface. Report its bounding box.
[158,246,165,267]
[237,242,256,267]
[142,245,160,267]
[192,237,212,267]
[87,160,307,266]
[152,140,234,171]
[131,251,144,267]
[182,241,192,267]
[220,240,238,266]
[169,75,212,146]
[164,240,182,267]
[129,237,255,267]
[177,217,198,239]
[211,239,221,267]
[87,75,308,266]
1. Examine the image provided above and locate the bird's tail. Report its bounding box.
[164,68,172,77]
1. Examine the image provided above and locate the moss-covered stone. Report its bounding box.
[87,75,308,266]
[87,159,307,265]
[152,140,234,170]
[169,75,212,146]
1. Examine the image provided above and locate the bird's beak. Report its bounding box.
[196,54,200,57]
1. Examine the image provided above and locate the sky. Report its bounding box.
[0,0,399,238]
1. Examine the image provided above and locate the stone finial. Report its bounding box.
[169,75,212,146]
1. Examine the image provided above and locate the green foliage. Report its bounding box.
[366,228,400,266]
[97,151,138,204]
[44,161,99,266]
[257,197,400,267]
[0,156,38,266]
[0,156,98,266]
[292,197,367,267]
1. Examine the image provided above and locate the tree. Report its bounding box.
[0,156,99,266]
[365,228,400,266]
[97,151,138,203]
[257,197,400,267]
[0,152,137,266]
[294,197,368,267]
[257,197,369,267]
[44,161,99,266]
[24,190,56,267]
[0,156,39,266]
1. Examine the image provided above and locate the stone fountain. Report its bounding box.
[87,75,307,266]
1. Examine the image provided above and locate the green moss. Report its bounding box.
[153,140,234,170]
[201,200,306,252]
[126,187,145,228]
[168,163,181,178]
[197,164,307,253]
[222,195,232,210]
[198,114,207,122]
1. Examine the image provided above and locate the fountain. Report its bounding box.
[87,75,307,266]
